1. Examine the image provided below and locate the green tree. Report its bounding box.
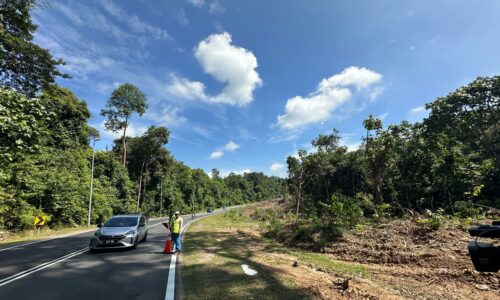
[39,85,91,149]
[0,88,48,163]
[0,0,67,96]
[126,126,169,211]
[101,83,147,167]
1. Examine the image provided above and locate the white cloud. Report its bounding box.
[187,0,204,8]
[223,141,240,151]
[195,32,261,105]
[167,75,208,100]
[208,1,225,15]
[318,66,382,90]
[277,66,383,130]
[208,140,240,159]
[270,163,285,172]
[341,140,362,152]
[277,88,351,130]
[220,169,252,177]
[209,151,224,159]
[98,121,148,140]
[100,0,170,40]
[168,32,262,106]
[145,105,187,127]
[410,106,425,113]
[378,112,389,120]
[177,9,189,26]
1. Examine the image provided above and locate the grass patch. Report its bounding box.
[181,211,311,300]
[293,251,367,276]
[181,209,374,299]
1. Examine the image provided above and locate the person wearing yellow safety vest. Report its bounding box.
[171,211,183,253]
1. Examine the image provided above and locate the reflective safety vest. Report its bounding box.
[172,217,182,234]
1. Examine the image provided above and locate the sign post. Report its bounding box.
[34,216,46,234]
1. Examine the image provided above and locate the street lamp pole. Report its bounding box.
[88,137,100,226]
[160,175,163,217]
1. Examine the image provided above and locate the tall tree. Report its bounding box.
[101,83,147,167]
[0,0,67,96]
[287,150,308,216]
[126,126,169,211]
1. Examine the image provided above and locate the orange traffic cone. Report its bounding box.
[163,239,172,254]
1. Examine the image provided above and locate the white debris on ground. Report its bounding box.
[241,264,258,276]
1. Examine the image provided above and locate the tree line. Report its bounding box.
[0,1,283,230]
[287,76,499,220]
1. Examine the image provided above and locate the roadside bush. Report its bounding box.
[418,209,447,230]
[0,192,42,230]
[328,194,363,229]
[453,201,482,218]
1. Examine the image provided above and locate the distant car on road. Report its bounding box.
[207,207,213,213]
[89,214,148,252]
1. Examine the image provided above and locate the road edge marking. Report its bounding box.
[164,251,177,300]
[164,208,240,300]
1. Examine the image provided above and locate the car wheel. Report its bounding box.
[142,232,148,242]
[132,237,138,249]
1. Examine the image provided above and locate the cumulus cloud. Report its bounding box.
[277,66,382,130]
[209,141,240,159]
[209,151,224,159]
[270,163,285,172]
[208,140,240,159]
[220,169,252,177]
[223,141,240,151]
[167,75,207,100]
[168,32,262,106]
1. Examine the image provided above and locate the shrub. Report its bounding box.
[453,201,482,218]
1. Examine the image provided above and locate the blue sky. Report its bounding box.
[33,0,500,177]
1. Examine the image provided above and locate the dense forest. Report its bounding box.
[0,1,284,230]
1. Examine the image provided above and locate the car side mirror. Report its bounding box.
[97,224,102,228]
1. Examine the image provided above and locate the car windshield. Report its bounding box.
[103,217,138,227]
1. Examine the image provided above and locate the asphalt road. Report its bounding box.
[0,211,219,300]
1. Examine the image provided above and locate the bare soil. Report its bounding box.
[320,218,500,299]
[182,205,500,299]
[246,202,500,299]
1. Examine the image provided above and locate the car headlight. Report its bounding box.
[124,229,136,237]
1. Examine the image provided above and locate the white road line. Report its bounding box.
[164,252,177,300]
[0,247,88,287]
[163,211,230,300]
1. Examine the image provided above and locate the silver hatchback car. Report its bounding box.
[89,214,148,252]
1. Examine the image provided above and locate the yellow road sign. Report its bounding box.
[34,216,46,226]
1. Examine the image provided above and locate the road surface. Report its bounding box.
[0,211,219,300]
